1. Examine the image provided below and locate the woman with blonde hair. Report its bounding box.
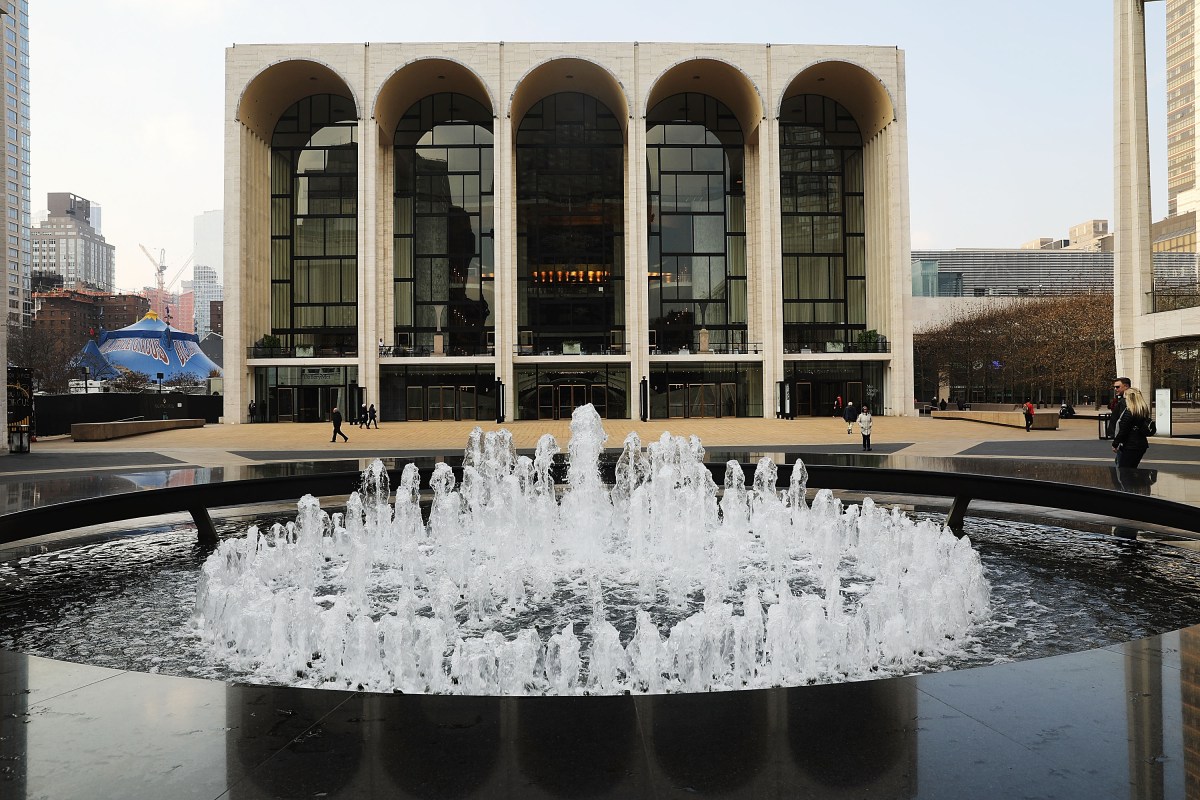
[1112,387,1155,468]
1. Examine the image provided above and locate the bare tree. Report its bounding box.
[914,293,1115,405]
[108,367,153,393]
[6,324,79,393]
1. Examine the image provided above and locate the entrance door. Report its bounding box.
[277,387,295,422]
[688,383,717,417]
[589,384,608,418]
[794,381,813,416]
[846,381,864,408]
[459,385,477,421]
[429,386,456,420]
[538,385,556,419]
[406,386,424,421]
[718,383,737,417]
[298,387,320,422]
[557,384,587,420]
[668,383,687,418]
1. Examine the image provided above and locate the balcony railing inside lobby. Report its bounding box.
[782,338,890,355]
[248,344,358,358]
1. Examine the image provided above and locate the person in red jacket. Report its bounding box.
[1022,400,1035,432]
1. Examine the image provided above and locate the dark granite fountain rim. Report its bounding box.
[1,622,1191,798]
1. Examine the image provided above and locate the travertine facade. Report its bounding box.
[1115,1,1200,388]
[224,42,913,422]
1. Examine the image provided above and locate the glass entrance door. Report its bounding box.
[536,384,598,420]
[429,386,457,420]
[459,385,477,421]
[689,383,717,417]
[557,384,587,420]
[538,385,556,419]
[794,381,813,416]
[276,387,294,422]
[668,383,687,418]
[846,381,864,408]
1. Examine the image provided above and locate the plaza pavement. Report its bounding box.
[6,413,1199,473]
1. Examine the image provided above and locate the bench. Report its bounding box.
[71,418,206,442]
[931,410,1058,430]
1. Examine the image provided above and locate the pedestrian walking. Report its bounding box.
[856,405,873,451]
[367,403,378,429]
[330,407,349,442]
[1022,399,1035,432]
[359,401,368,428]
[843,400,856,434]
[248,400,256,423]
[1107,377,1130,438]
[1112,387,1155,469]
[833,395,843,417]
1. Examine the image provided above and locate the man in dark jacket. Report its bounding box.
[843,400,856,434]
[1106,377,1130,437]
[331,407,349,442]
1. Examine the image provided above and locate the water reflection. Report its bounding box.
[8,630,1200,798]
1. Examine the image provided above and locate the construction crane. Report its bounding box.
[161,253,195,328]
[163,253,194,295]
[138,244,168,318]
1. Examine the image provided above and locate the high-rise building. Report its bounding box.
[190,263,222,339]
[31,193,116,292]
[2,4,31,329]
[190,211,223,340]
[1167,0,1197,216]
[173,285,195,333]
[1113,1,1200,396]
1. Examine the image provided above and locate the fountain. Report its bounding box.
[191,404,989,695]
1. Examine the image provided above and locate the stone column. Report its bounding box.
[1114,0,1154,387]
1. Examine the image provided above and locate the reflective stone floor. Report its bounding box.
[2,445,1199,798]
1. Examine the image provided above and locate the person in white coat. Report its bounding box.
[856,406,874,451]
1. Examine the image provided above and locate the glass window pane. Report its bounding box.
[661,215,692,253]
[693,216,723,253]
[692,147,723,172]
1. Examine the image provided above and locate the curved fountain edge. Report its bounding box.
[1,462,1197,548]
[2,462,1196,796]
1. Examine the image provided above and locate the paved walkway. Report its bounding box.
[6,414,1199,472]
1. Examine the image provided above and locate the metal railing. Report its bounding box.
[1,463,1196,549]
[783,340,891,355]
[380,344,494,358]
[1149,285,1200,313]
[248,345,358,359]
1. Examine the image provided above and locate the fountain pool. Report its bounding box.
[4,406,1200,697]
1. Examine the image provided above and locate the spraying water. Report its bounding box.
[192,405,989,695]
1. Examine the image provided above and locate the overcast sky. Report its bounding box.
[31,1,1168,292]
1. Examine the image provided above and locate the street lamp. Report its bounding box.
[156,372,164,396]
[80,365,89,393]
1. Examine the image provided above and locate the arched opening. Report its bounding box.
[269,93,359,355]
[515,91,625,361]
[646,92,747,356]
[778,94,865,355]
[392,92,495,358]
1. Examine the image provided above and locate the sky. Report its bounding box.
[31,1,1168,293]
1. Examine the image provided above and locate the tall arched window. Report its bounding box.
[270,94,358,352]
[779,94,865,353]
[646,93,746,353]
[516,92,624,355]
[394,93,494,355]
